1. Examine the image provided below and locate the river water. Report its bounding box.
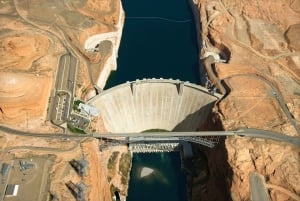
[127,152,188,201]
[106,0,199,200]
[105,0,199,89]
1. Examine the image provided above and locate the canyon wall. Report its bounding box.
[84,1,125,89]
[0,0,125,129]
[191,0,300,200]
[0,1,127,200]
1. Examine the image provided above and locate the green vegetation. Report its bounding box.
[107,151,119,170]
[72,99,84,112]
[67,124,86,134]
[119,151,132,185]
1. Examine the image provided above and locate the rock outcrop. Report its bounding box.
[192,0,300,200]
[0,1,126,200]
[0,0,124,129]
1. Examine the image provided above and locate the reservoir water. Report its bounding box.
[105,0,199,89]
[106,0,199,200]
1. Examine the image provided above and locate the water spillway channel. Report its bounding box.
[103,0,200,200]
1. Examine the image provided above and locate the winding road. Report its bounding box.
[202,55,300,136]
[0,125,299,147]
[4,1,299,149]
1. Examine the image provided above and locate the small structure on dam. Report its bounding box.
[88,79,222,133]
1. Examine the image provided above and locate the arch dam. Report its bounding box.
[88,79,222,133]
[88,78,222,151]
[88,79,300,152]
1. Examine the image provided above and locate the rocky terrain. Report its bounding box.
[0,0,123,128]
[192,0,300,200]
[0,0,126,200]
[0,0,299,201]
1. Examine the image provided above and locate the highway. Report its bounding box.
[249,172,270,201]
[93,129,300,146]
[249,172,300,201]
[202,56,300,136]
[230,73,300,135]
[5,2,300,147]
[0,125,299,146]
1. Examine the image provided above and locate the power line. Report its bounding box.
[126,16,192,23]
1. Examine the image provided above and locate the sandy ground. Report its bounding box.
[0,30,61,129]
[0,0,126,200]
[0,0,121,128]
[194,0,300,200]
[1,0,299,200]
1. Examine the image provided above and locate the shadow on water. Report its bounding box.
[168,103,233,201]
[186,111,234,201]
[128,153,187,201]
[109,0,234,200]
[189,137,233,201]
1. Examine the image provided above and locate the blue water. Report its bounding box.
[104,0,199,89]
[127,153,188,201]
[106,0,198,200]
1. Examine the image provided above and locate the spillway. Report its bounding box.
[88,79,222,133]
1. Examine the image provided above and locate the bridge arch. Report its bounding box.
[88,79,222,133]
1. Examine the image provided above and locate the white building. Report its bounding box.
[5,184,19,197]
[78,103,100,117]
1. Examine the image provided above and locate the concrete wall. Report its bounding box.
[84,1,125,89]
[88,79,221,133]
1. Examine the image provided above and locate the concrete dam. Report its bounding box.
[89,79,222,133]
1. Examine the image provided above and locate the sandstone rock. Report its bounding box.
[285,23,300,51]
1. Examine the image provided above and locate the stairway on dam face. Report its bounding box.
[88,79,221,133]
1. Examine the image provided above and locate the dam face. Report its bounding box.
[88,79,221,133]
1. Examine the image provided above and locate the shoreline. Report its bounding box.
[96,1,215,200]
[188,0,208,86]
[85,1,125,90]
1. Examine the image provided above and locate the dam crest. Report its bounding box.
[88,79,222,133]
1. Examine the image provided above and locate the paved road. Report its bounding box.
[202,56,300,136]
[50,53,78,126]
[55,54,77,93]
[229,73,300,136]
[93,129,300,146]
[56,54,69,90]
[69,55,77,94]
[249,172,270,201]
[108,136,217,148]
[0,125,299,146]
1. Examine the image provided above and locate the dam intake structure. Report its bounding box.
[88,79,222,151]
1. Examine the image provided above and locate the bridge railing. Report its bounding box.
[179,137,218,148]
[98,135,221,150]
